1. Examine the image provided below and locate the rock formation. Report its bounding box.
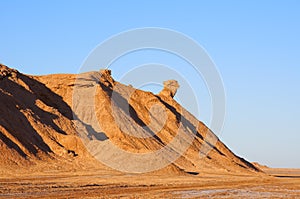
[0,64,260,174]
[159,80,180,98]
[0,64,18,80]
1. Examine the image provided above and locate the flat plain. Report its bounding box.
[1,168,299,198]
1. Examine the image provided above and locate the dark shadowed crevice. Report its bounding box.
[0,132,27,158]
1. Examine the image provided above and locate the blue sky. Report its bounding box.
[1,1,299,168]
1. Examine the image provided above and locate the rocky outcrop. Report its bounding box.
[0,64,18,80]
[99,69,115,87]
[159,80,180,98]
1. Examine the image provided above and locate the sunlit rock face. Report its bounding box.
[159,80,180,98]
[0,64,18,80]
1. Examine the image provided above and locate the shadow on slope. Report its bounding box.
[0,72,108,159]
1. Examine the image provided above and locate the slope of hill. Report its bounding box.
[0,64,260,175]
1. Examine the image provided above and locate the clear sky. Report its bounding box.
[1,1,299,168]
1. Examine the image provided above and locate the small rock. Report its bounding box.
[159,80,180,98]
[0,64,18,80]
[99,69,114,87]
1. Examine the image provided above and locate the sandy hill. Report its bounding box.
[0,64,260,175]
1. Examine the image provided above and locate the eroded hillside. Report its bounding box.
[0,64,259,175]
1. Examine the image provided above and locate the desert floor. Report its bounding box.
[0,168,299,199]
